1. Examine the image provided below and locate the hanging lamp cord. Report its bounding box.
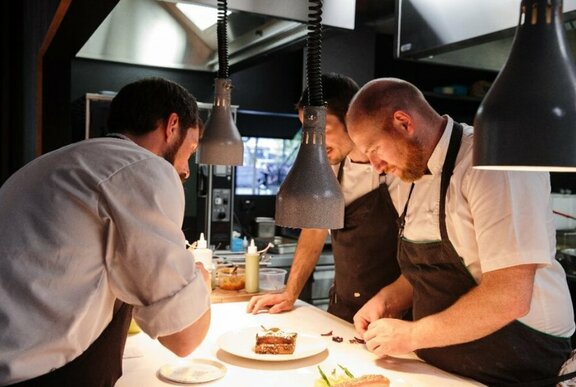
[306,0,323,107]
[217,0,229,79]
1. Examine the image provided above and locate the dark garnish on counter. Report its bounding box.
[349,337,366,344]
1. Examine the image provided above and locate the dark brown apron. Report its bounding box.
[328,162,401,323]
[9,301,133,387]
[398,123,572,386]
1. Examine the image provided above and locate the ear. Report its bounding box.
[164,113,180,142]
[392,110,414,136]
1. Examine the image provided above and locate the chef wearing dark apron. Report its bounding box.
[328,161,401,323]
[398,123,572,386]
[8,302,133,387]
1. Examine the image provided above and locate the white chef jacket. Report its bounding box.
[0,137,210,384]
[331,156,403,206]
[395,116,575,337]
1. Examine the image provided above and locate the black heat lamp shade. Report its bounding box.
[474,0,576,171]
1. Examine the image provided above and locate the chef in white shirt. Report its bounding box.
[348,77,575,386]
[0,77,211,386]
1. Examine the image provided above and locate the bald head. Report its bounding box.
[347,78,431,128]
[345,78,446,182]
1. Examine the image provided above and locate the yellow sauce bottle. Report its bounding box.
[244,239,260,293]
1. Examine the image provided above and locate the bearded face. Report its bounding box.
[162,126,198,183]
[395,136,428,182]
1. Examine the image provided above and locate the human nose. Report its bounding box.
[368,155,387,174]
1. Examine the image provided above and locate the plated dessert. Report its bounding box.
[255,327,298,355]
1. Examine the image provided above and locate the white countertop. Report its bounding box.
[117,301,485,387]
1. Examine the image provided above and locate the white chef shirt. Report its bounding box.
[331,157,402,206]
[394,116,574,337]
[0,137,210,384]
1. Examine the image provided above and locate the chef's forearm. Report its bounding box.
[411,264,536,349]
[376,274,414,317]
[285,228,329,301]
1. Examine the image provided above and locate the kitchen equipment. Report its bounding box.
[557,229,576,251]
[217,267,245,290]
[254,217,276,238]
[558,248,576,275]
[259,268,287,291]
[269,236,298,254]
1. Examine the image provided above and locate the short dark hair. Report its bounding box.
[297,73,359,124]
[107,77,199,136]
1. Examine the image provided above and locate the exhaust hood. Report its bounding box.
[395,0,576,71]
[76,0,355,72]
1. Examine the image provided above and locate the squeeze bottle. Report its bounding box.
[244,239,260,293]
[191,233,215,289]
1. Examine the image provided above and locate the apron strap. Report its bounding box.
[336,160,345,183]
[439,122,463,241]
[398,183,415,239]
[397,121,462,241]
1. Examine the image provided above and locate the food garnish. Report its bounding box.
[349,337,366,344]
[338,364,354,378]
[318,366,332,386]
[320,330,365,344]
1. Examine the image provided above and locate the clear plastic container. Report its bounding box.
[259,268,287,291]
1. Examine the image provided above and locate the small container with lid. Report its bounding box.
[244,239,260,293]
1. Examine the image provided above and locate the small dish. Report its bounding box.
[158,359,226,384]
[217,267,246,290]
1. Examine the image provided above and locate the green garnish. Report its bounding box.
[318,366,331,386]
[338,364,354,378]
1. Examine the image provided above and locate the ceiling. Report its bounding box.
[76,0,397,72]
[77,0,576,74]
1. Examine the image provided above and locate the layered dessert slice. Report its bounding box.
[255,327,297,354]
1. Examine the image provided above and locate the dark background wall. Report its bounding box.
[71,59,215,103]
[1,0,60,184]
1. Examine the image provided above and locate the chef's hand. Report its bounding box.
[354,275,414,336]
[246,291,295,314]
[353,295,389,335]
[363,318,416,357]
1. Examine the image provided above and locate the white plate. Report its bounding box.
[218,326,327,361]
[158,359,226,384]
